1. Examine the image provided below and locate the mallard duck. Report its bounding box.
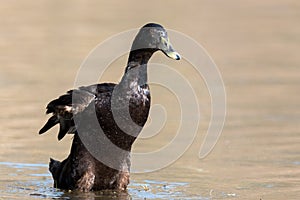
[39,23,180,192]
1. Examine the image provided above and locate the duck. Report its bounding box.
[39,23,180,192]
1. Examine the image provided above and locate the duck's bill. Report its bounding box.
[164,50,181,60]
[160,37,180,60]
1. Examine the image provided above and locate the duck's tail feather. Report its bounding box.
[49,158,61,179]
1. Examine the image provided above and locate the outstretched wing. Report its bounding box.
[39,83,116,140]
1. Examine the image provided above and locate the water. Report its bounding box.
[0,162,208,199]
[1,0,300,199]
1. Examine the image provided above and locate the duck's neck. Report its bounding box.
[120,49,155,88]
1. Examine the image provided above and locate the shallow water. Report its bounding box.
[0,162,209,199]
[1,0,300,199]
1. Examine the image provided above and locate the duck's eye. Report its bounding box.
[159,31,164,37]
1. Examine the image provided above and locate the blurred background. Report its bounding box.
[0,0,299,199]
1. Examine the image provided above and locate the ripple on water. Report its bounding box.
[0,162,208,199]
[292,161,300,165]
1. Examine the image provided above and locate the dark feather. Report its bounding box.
[58,121,69,141]
[39,115,59,134]
[39,23,180,192]
[49,158,61,175]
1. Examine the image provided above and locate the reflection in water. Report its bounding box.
[56,190,131,200]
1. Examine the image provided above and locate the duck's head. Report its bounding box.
[131,23,181,60]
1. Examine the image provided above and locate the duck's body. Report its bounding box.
[39,23,180,192]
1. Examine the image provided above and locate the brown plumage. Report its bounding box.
[39,23,180,192]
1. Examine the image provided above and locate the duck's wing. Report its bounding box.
[39,83,116,140]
